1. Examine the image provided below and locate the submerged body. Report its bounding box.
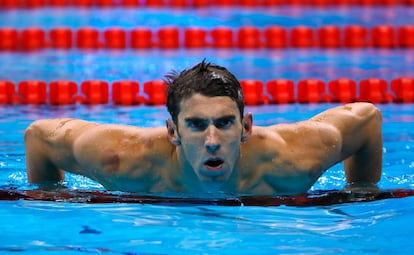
[25,98,382,195]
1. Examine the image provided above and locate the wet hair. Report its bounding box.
[165,60,244,123]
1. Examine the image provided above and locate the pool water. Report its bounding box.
[1,196,413,254]
[1,103,414,254]
[2,49,414,84]
[1,6,414,29]
[1,4,414,255]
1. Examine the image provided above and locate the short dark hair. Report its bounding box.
[165,60,244,123]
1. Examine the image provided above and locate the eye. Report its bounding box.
[214,118,235,129]
[186,119,208,131]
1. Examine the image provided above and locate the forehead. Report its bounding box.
[178,94,240,119]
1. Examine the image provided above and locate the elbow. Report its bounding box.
[24,123,38,146]
[367,103,383,141]
[369,103,382,124]
[24,120,45,142]
[357,102,383,124]
[354,102,383,140]
[365,103,383,141]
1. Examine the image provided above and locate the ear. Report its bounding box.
[166,119,181,146]
[241,113,253,142]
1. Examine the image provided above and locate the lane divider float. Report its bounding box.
[1,25,414,51]
[1,0,413,8]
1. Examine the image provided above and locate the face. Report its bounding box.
[167,93,252,192]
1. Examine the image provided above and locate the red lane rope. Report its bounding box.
[1,25,414,51]
[1,77,414,105]
[1,0,414,8]
[1,188,413,206]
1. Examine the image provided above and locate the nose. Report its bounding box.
[205,125,221,153]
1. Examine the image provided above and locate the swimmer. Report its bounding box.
[24,60,383,195]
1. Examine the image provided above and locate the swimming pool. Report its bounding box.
[1,4,414,255]
[1,103,414,254]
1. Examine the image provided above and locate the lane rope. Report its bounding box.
[1,25,414,51]
[1,0,413,8]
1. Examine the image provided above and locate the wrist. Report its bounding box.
[345,181,380,194]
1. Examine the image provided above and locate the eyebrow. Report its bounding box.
[184,115,236,122]
[184,117,207,123]
[214,115,236,122]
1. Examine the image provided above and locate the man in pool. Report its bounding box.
[24,60,383,195]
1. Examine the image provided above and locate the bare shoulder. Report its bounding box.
[310,102,382,125]
[26,118,174,168]
[25,118,98,144]
[240,122,338,194]
[243,102,380,157]
[28,118,94,130]
[243,102,381,162]
[73,123,174,174]
[334,102,381,115]
[242,125,285,157]
[77,124,170,148]
[26,118,169,144]
[239,103,382,194]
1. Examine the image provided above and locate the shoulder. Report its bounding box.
[73,124,175,173]
[26,118,97,134]
[241,119,341,173]
[25,118,98,144]
[239,122,341,194]
[310,103,382,126]
[242,126,285,159]
[74,124,172,156]
[339,102,381,116]
[77,125,170,148]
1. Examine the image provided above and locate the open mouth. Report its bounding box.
[204,158,224,171]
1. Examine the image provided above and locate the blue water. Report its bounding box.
[0,197,413,255]
[1,5,414,255]
[0,104,414,254]
[1,7,414,29]
[1,49,414,84]
[1,7,414,84]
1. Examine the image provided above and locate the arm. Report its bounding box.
[24,118,98,184]
[310,102,383,185]
[25,118,175,192]
[259,102,382,194]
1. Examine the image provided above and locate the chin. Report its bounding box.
[198,166,232,180]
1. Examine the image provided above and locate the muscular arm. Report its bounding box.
[25,118,175,192]
[254,102,382,194]
[310,102,383,185]
[24,118,98,184]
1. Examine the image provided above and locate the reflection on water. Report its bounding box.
[1,197,413,254]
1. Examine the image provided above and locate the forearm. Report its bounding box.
[25,124,65,184]
[344,104,383,184]
[344,137,382,184]
[26,158,65,184]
